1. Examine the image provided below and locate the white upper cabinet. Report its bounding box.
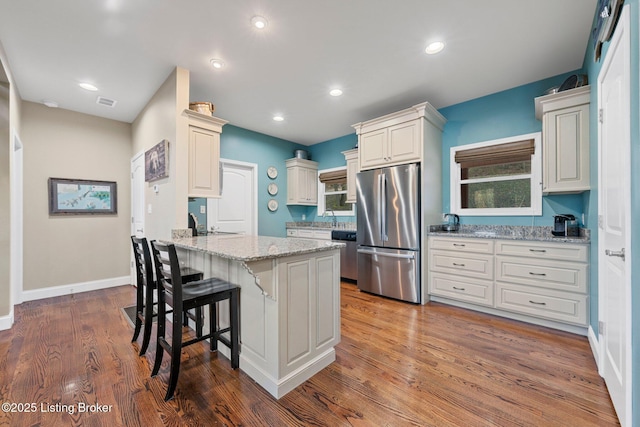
[184,109,228,198]
[352,102,446,171]
[534,86,590,194]
[342,148,358,203]
[286,158,318,205]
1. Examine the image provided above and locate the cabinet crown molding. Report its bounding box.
[534,85,590,120]
[183,108,228,132]
[351,101,446,134]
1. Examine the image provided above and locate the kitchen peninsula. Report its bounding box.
[169,233,343,398]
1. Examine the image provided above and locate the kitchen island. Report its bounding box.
[169,234,343,398]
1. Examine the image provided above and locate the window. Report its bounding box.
[450,132,542,216]
[317,167,354,216]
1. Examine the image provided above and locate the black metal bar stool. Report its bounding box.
[130,236,204,356]
[150,240,240,401]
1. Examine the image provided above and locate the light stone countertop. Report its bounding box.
[170,234,344,262]
[427,224,590,244]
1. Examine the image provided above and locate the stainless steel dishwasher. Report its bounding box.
[331,230,357,281]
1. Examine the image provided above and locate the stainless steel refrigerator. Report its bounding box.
[356,163,420,303]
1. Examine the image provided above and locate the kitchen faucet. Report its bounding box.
[324,209,338,227]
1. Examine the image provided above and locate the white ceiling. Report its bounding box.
[0,0,597,145]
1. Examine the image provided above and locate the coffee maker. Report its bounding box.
[552,214,578,237]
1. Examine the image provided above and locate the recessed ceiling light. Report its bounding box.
[329,88,343,97]
[79,82,98,91]
[273,115,284,122]
[251,16,268,29]
[210,59,225,69]
[42,100,59,108]
[425,41,445,55]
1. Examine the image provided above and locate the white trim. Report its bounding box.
[21,276,130,302]
[588,325,600,371]
[0,308,14,331]
[10,129,23,307]
[450,132,542,216]
[317,165,355,217]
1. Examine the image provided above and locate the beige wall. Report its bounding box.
[132,67,190,240]
[21,102,132,291]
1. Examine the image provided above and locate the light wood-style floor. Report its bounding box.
[0,283,619,426]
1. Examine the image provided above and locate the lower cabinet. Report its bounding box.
[428,236,589,331]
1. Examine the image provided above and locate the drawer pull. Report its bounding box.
[452,262,466,267]
[529,300,547,306]
[453,243,466,247]
[528,272,547,276]
[452,286,466,291]
[529,249,547,253]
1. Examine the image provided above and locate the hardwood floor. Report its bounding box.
[0,283,619,426]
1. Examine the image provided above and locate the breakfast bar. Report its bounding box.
[169,234,343,399]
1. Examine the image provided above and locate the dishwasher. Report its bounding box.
[331,230,357,281]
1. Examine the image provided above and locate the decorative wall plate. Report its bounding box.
[268,183,278,196]
[267,166,278,179]
[267,199,278,212]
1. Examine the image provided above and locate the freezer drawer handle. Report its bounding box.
[357,249,416,260]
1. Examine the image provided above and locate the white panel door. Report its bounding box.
[208,159,257,235]
[597,6,631,426]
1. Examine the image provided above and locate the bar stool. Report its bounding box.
[130,236,204,356]
[150,240,240,401]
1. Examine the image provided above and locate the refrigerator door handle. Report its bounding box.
[357,248,416,260]
[380,172,387,241]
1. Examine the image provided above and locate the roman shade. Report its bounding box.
[318,169,347,185]
[454,139,535,169]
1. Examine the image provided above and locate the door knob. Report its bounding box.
[605,248,625,261]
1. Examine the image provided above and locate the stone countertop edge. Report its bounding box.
[427,224,591,244]
[166,235,345,262]
[286,221,357,231]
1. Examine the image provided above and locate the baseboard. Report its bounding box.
[0,308,14,331]
[587,325,601,374]
[21,276,130,302]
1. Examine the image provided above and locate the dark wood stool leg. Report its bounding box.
[139,283,155,356]
[151,290,166,377]
[131,281,144,343]
[165,307,184,401]
[230,289,240,369]
[210,302,217,352]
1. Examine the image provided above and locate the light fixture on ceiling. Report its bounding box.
[329,88,343,97]
[273,115,284,122]
[251,15,268,29]
[425,41,445,55]
[78,82,98,91]
[210,59,225,69]
[42,100,59,108]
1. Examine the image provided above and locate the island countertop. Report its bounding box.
[170,234,344,262]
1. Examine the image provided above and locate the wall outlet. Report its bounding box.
[200,206,206,214]
[302,214,306,221]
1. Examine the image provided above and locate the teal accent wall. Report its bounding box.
[219,125,308,237]
[438,70,587,227]
[307,133,358,224]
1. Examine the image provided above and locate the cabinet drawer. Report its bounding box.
[429,237,494,254]
[313,230,332,241]
[296,229,314,239]
[496,284,588,326]
[429,272,493,307]
[430,250,494,280]
[286,229,298,237]
[496,256,587,293]
[495,240,588,262]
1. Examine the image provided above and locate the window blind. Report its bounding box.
[318,170,347,185]
[454,139,535,169]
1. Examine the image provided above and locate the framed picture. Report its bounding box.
[145,139,169,182]
[48,178,117,215]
